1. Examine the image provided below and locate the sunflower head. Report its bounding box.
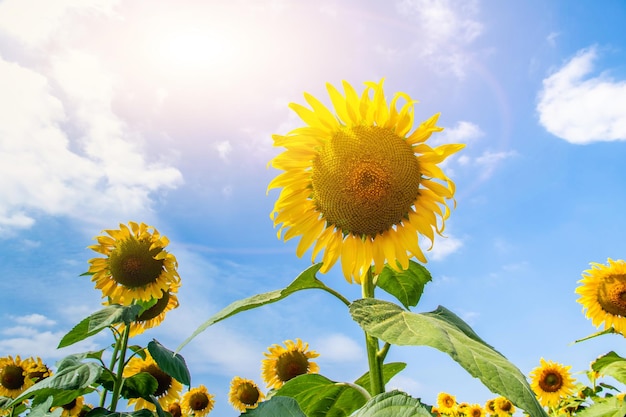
[228,376,265,412]
[88,222,180,304]
[261,338,320,389]
[167,401,182,417]
[466,403,486,417]
[25,356,51,383]
[182,385,215,417]
[529,358,575,408]
[576,258,626,335]
[0,355,36,398]
[436,392,457,415]
[485,399,497,415]
[54,396,85,417]
[493,397,515,416]
[268,79,464,283]
[124,350,182,411]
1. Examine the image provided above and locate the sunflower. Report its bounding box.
[167,401,182,417]
[268,79,464,283]
[53,396,85,417]
[436,392,457,415]
[0,355,36,398]
[88,221,180,304]
[484,399,497,416]
[124,350,182,411]
[529,358,575,408]
[575,258,626,335]
[25,356,51,383]
[493,397,515,416]
[181,385,215,417]
[228,376,265,412]
[261,338,319,389]
[465,404,486,417]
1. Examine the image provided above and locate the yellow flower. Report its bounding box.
[25,356,52,383]
[182,385,215,417]
[268,79,464,283]
[261,338,320,389]
[88,221,180,304]
[167,401,183,417]
[124,350,182,411]
[465,403,486,417]
[576,258,626,335]
[436,392,457,415]
[493,397,515,416]
[484,399,497,416]
[228,376,265,412]
[0,355,36,398]
[53,396,85,417]
[529,358,575,408]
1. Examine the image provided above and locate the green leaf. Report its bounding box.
[576,396,626,417]
[350,299,548,417]
[28,397,63,417]
[376,261,431,309]
[85,408,155,417]
[352,390,432,417]
[242,396,306,416]
[58,305,143,348]
[177,263,332,351]
[275,374,368,417]
[148,339,191,386]
[592,351,626,385]
[122,372,159,399]
[574,328,617,343]
[354,362,407,396]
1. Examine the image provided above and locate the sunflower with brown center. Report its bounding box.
[493,397,515,416]
[576,258,626,335]
[228,376,265,412]
[0,355,36,398]
[529,358,575,408]
[182,385,215,417]
[436,392,457,415]
[466,403,486,417]
[25,356,52,383]
[166,400,183,417]
[124,350,182,411]
[261,339,319,389]
[53,396,85,417]
[268,79,464,283]
[88,221,180,304]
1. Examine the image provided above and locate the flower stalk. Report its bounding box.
[362,268,385,395]
[109,325,131,412]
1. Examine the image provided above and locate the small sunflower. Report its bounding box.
[436,392,457,415]
[576,258,626,335]
[261,338,319,389]
[167,400,183,417]
[493,397,515,416]
[124,350,182,411]
[181,385,215,417]
[529,358,575,408]
[88,221,180,304]
[484,399,497,416]
[228,376,265,412]
[25,356,52,383]
[0,355,36,398]
[466,403,486,417]
[268,79,464,283]
[53,396,85,417]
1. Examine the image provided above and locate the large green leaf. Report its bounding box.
[576,396,626,417]
[376,261,431,309]
[352,390,432,417]
[350,299,548,417]
[58,305,143,348]
[275,374,368,417]
[148,339,191,386]
[242,396,306,416]
[122,373,159,399]
[354,362,407,396]
[591,351,626,385]
[28,397,63,417]
[178,263,335,351]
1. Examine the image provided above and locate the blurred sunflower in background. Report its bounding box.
[88,221,180,304]
[124,350,182,411]
[576,258,626,335]
[268,79,464,283]
[228,376,264,412]
[53,396,85,417]
[181,385,215,417]
[529,358,575,408]
[493,396,515,416]
[261,339,319,389]
[436,392,457,415]
[0,355,36,398]
[465,403,485,417]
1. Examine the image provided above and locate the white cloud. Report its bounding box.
[474,150,517,179]
[432,121,484,146]
[12,313,56,326]
[537,46,626,144]
[426,234,463,261]
[314,333,365,363]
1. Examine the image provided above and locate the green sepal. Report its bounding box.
[350,299,549,417]
[354,362,407,396]
[148,339,191,386]
[376,261,431,309]
[241,396,306,416]
[352,390,433,417]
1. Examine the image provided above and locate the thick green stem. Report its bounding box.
[100,330,122,408]
[109,325,131,412]
[362,268,385,395]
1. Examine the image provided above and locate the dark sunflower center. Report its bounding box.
[499,401,512,412]
[276,351,310,383]
[596,274,626,317]
[312,125,421,237]
[238,382,260,406]
[27,368,49,383]
[442,397,455,408]
[1,365,25,390]
[108,237,165,288]
[539,372,563,392]
[62,399,77,410]
[471,409,482,417]
[137,291,170,321]
[143,364,172,397]
[189,392,210,411]
[168,403,182,417]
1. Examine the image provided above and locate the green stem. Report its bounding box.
[109,325,131,412]
[100,329,122,408]
[320,285,351,307]
[362,268,385,395]
[336,382,372,401]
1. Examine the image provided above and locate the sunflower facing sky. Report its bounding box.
[87,222,180,304]
[228,376,265,412]
[529,358,576,408]
[268,79,464,283]
[261,338,319,389]
[181,385,215,417]
[124,350,183,411]
[575,258,626,335]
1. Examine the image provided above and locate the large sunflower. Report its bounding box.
[268,79,464,283]
[575,258,626,335]
[88,222,180,304]
[124,350,182,411]
[0,355,36,398]
[529,358,575,408]
[228,376,265,412]
[181,385,215,417]
[261,339,319,389]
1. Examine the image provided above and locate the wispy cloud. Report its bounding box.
[457,150,517,180]
[537,46,626,144]
[11,313,56,327]
[314,333,365,363]
[432,121,484,146]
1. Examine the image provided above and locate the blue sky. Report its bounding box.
[1,0,626,415]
